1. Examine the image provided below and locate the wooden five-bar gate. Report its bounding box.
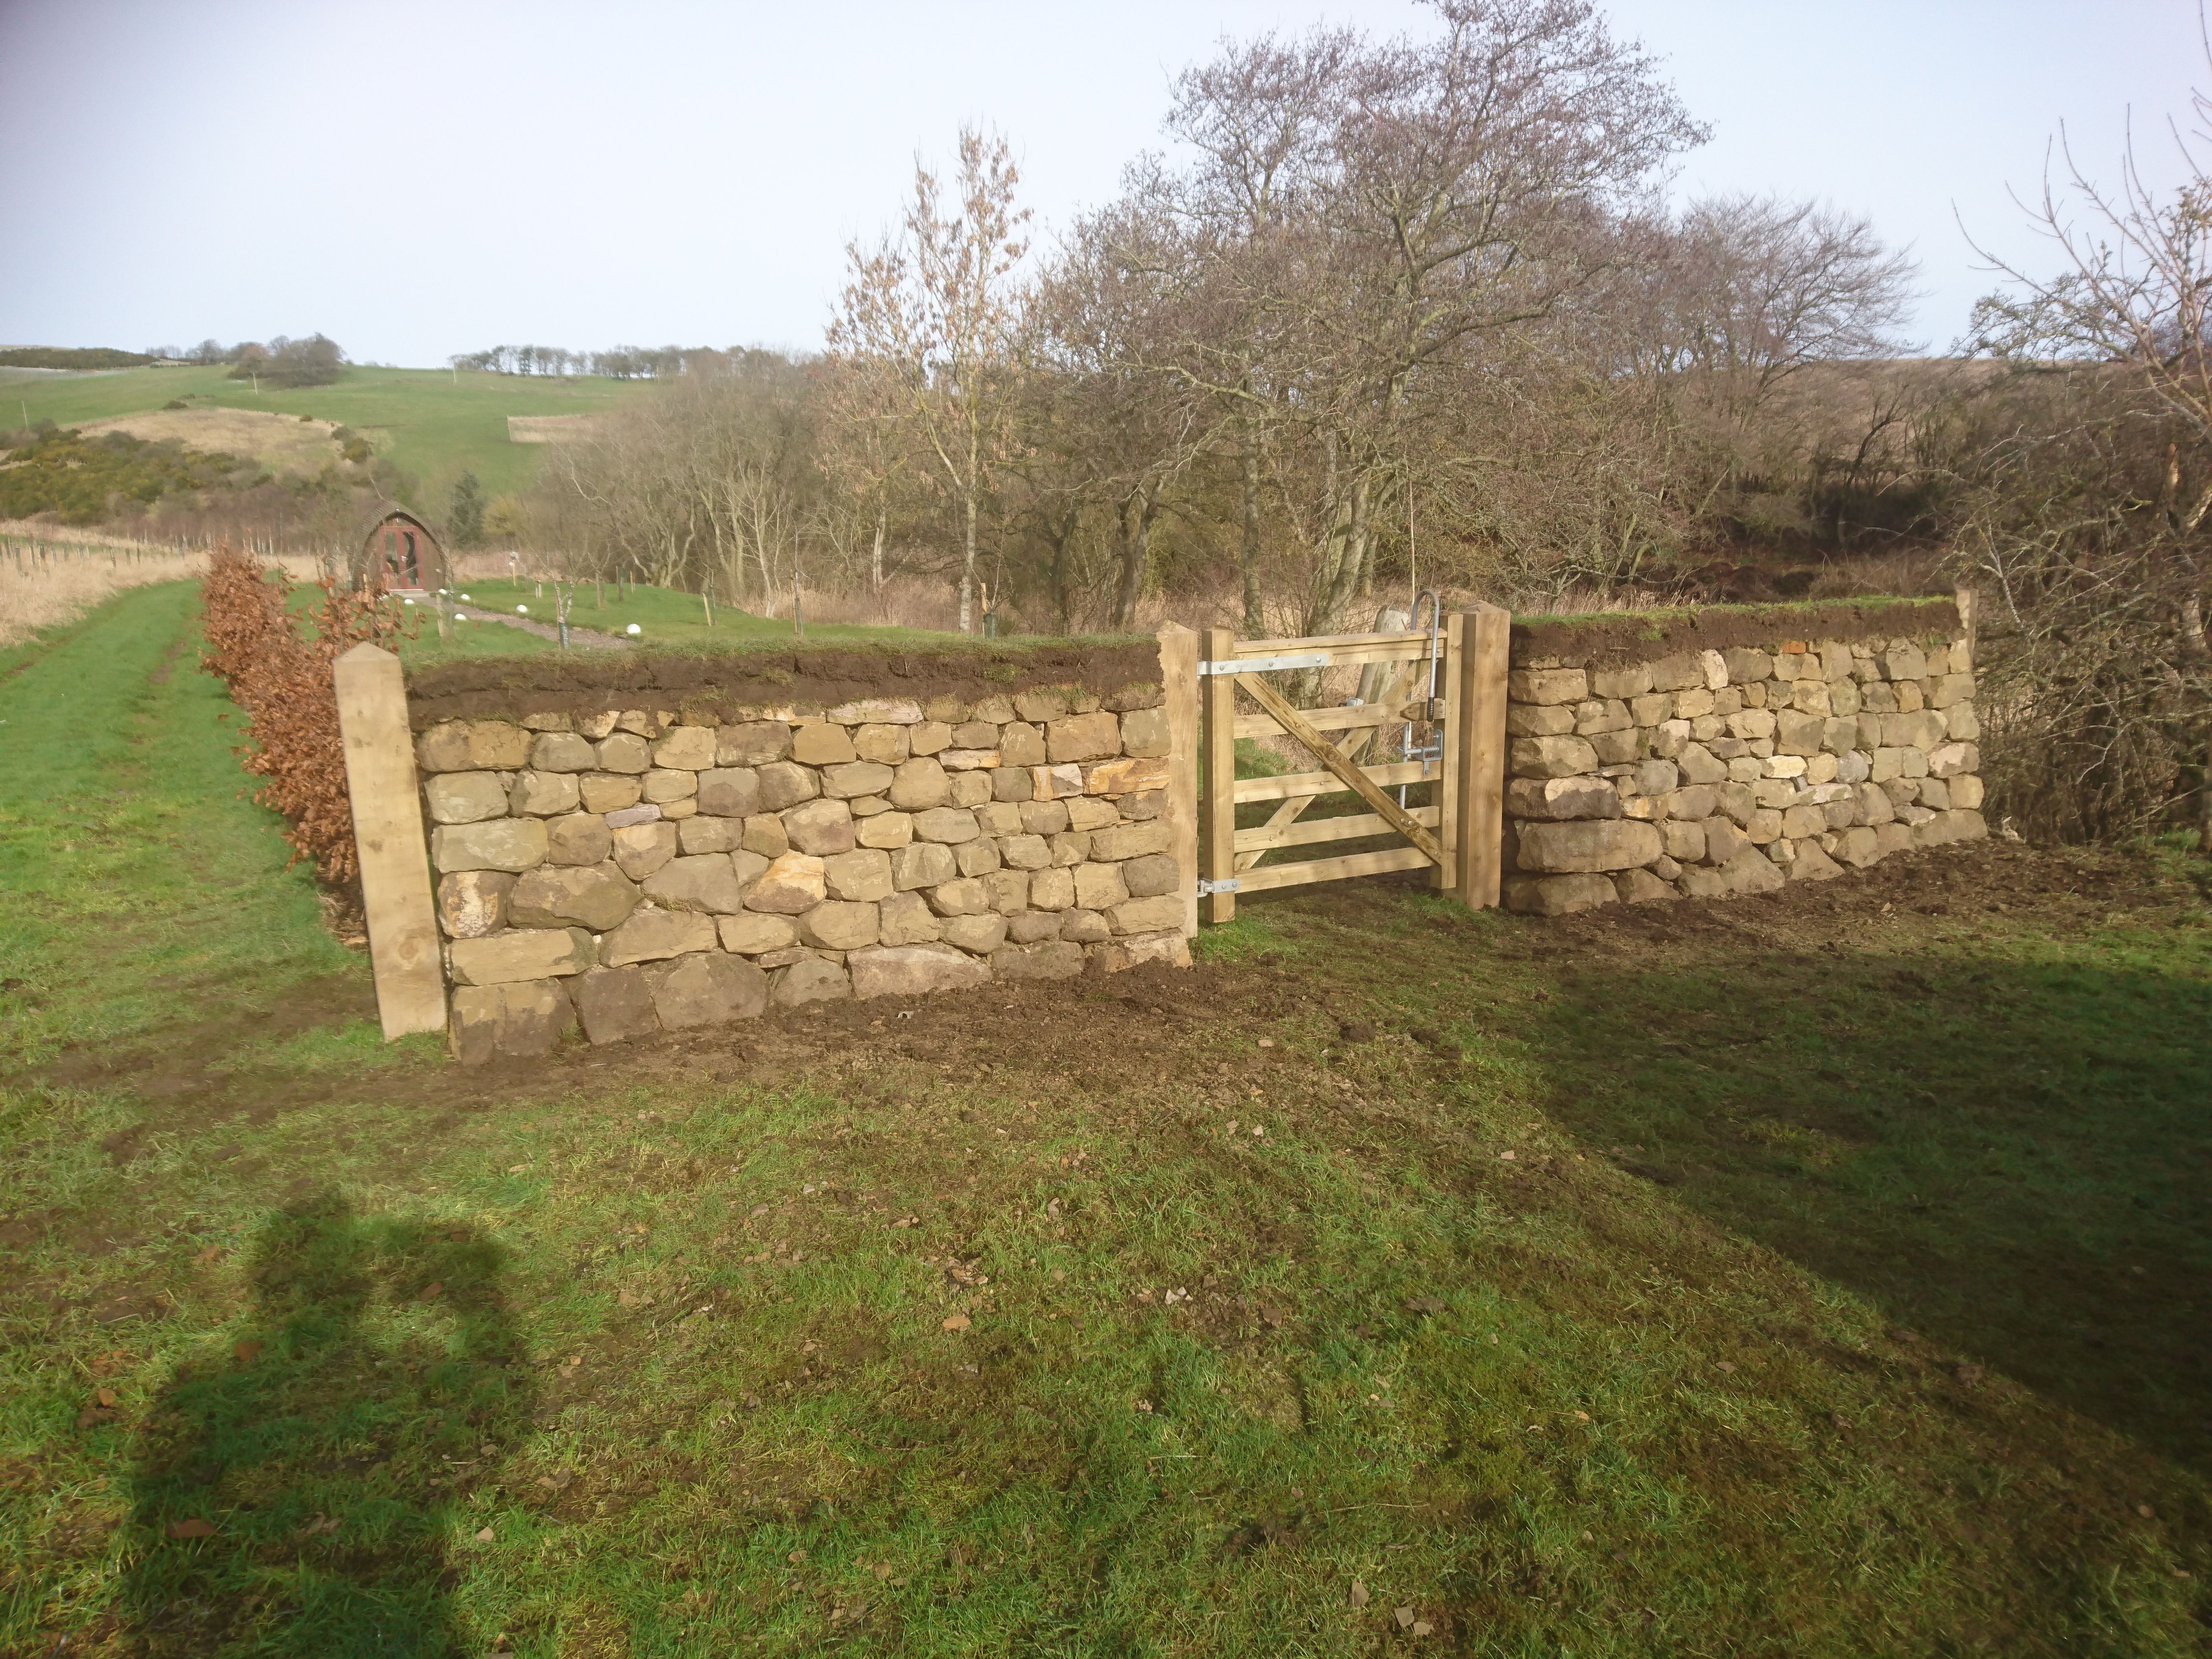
[1162,606,1511,927]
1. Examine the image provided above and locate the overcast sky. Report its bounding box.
[1,0,2203,367]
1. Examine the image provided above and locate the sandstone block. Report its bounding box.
[993,722,1045,767]
[984,870,1030,914]
[746,852,827,912]
[1504,872,1615,915]
[992,940,1089,981]
[876,891,942,946]
[950,720,999,749]
[913,806,981,844]
[942,912,1008,954]
[432,818,549,874]
[1108,894,1184,935]
[1661,820,1705,863]
[1674,686,1716,721]
[1006,910,1063,944]
[852,723,911,766]
[716,721,791,766]
[450,926,595,985]
[1118,706,1172,758]
[1083,756,1172,797]
[767,957,851,1007]
[508,769,580,817]
[1716,781,1756,825]
[426,771,510,824]
[998,832,1052,871]
[572,965,660,1044]
[599,908,716,967]
[1895,679,1925,712]
[949,772,993,808]
[1516,818,1662,874]
[793,723,858,765]
[955,838,1002,878]
[1662,785,1717,822]
[1589,728,1641,764]
[1874,821,1916,856]
[991,767,1035,802]
[1787,838,1845,882]
[1775,709,1826,757]
[1060,908,1111,943]
[1047,711,1122,763]
[1834,826,1881,868]
[718,911,800,954]
[1030,762,1086,800]
[822,847,894,902]
[460,722,532,769]
[605,802,663,829]
[611,820,678,881]
[1944,703,1980,742]
[800,899,882,951]
[641,767,698,805]
[742,813,789,859]
[1882,641,1927,682]
[1615,867,1676,904]
[648,951,767,1029]
[449,978,575,1064]
[416,723,473,773]
[651,726,717,771]
[678,814,741,855]
[849,944,989,999]
[1511,735,1599,779]
[1703,817,1749,864]
[1574,698,1633,736]
[1591,664,1653,700]
[578,773,641,815]
[639,854,746,914]
[756,761,819,811]
[1018,799,1070,837]
[1120,851,1181,898]
[889,757,952,810]
[850,809,911,850]
[1506,667,1588,705]
[1028,866,1075,910]
[926,877,991,917]
[695,767,760,819]
[909,719,953,754]
[781,797,856,856]
[937,749,997,772]
[892,842,958,890]
[1950,775,1985,810]
[1927,741,1978,779]
[1726,708,1778,742]
[596,733,652,774]
[1917,808,1988,846]
[1508,703,1577,737]
[1676,743,1728,785]
[511,863,640,931]
[1087,820,1171,862]
[437,870,513,938]
[1073,860,1130,910]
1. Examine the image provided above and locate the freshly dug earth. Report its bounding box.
[404,640,1167,728]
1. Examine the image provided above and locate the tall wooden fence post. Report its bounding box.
[1454,603,1511,907]
[1435,610,1467,891]
[334,643,447,1039]
[1156,623,1201,938]
[1954,583,1978,668]
[1201,625,1238,924]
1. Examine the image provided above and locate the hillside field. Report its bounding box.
[3,365,648,499]
[0,581,2206,1656]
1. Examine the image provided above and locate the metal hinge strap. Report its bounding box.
[1197,877,1241,896]
[1199,654,1328,676]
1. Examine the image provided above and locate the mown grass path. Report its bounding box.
[0,586,2207,1656]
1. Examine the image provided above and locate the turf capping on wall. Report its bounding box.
[1510,597,1958,669]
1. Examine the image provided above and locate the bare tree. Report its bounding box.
[829,127,1031,632]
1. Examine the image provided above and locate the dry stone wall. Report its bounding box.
[417,682,1186,1061]
[1503,610,1986,915]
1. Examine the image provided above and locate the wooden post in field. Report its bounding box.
[334,643,446,1039]
[1454,603,1511,907]
[1435,610,1467,892]
[1202,625,1238,924]
[1156,624,1201,938]
[1954,583,1979,668]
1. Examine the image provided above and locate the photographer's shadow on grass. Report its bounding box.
[120,1191,534,1655]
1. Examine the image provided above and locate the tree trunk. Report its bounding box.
[1239,409,1264,637]
[959,490,976,634]
[872,504,886,593]
[1114,490,1153,631]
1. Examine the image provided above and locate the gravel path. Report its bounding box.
[443,601,632,650]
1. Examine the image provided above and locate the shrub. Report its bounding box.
[200,544,416,886]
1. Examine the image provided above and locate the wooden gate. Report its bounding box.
[1188,608,1510,924]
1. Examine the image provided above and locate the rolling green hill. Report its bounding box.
[2,364,646,499]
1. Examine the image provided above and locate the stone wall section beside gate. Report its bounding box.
[1502,612,1984,915]
[414,682,1186,1060]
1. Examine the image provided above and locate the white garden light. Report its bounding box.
[516,605,528,614]
[460,592,472,601]
[626,624,642,636]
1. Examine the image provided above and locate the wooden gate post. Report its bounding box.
[1454,603,1511,907]
[334,643,447,1039]
[1156,623,1201,938]
[1435,610,1467,892]
[1201,625,1239,924]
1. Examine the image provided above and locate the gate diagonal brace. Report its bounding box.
[1233,672,1447,867]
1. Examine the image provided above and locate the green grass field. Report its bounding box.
[2,582,2208,1655]
[4,365,645,499]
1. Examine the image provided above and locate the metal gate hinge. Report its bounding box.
[1199,654,1328,676]
[1197,877,1241,896]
